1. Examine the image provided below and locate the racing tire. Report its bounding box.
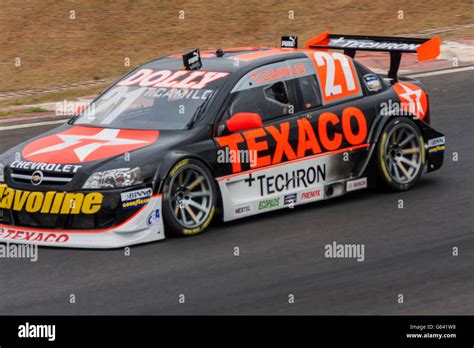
[162,158,217,237]
[376,117,425,191]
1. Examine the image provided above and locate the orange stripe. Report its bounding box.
[0,194,162,234]
[231,48,289,61]
[217,144,370,181]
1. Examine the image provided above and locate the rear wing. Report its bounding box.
[306,32,440,81]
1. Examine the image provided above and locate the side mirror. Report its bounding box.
[226,112,263,133]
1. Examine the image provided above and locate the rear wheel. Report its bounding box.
[377,117,425,191]
[162,159,217,237]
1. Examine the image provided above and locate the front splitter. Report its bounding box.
[0,195,165,249]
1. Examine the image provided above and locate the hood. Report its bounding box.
[0,124,193,191]
[22,125,159,164]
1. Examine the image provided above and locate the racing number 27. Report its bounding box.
[313,51,361,103]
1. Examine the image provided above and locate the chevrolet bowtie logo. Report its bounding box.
[31,170,43,186]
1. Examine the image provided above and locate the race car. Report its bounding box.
[0,32,445,248]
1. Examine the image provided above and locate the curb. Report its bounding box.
[0,112,65,125]
[401,63,474,76]
[0,78,115,101]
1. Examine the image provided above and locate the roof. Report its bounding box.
[142,47,312,73]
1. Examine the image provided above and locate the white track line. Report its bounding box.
[0,66,472,132]
[407,66,474,78]
[0,119,67,131]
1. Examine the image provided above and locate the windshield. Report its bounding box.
[73,68,229,130]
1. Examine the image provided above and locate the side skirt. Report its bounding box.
[216,148,369,222]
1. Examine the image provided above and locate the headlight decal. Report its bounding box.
[83,167,143,189]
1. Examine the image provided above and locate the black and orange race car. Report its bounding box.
[0,33,445,248]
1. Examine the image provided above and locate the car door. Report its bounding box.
[214,60,305,176]
[214,58,323,220]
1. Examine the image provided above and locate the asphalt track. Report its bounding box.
[0,70,472,315]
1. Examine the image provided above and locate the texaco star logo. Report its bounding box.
[393,82,428,120]
[23,126,159,164]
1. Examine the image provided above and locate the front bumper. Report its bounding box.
[0,195,165,249]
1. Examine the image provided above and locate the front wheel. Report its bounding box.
[162,159,217,237]
[377,117,425,191]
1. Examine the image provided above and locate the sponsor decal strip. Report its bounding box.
[117,69,229,89]
[363,74,382,92]
[0,194,162,235]
[427,136,445,147]
[251,62,306,84]
[281,36,298,48]
[428,145,445,153]
[121,188,153,210]
[0,228,70,244]
[245,164,327,196]
[146,209,161,226]
[234,205,252,215]
[258,197,280,211]
[0,184,103,215]
[346,177,367,192]
[217,144,369,182]
[329,37,421,51]
[300,187,323,201]
[216,106,368,174]
[284,193,297,205]
[10,161,81,173]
